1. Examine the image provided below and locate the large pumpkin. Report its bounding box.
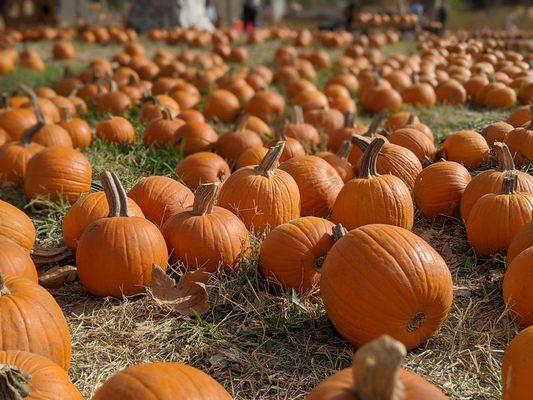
[0,350,82,399]
[466,172,533,256]
[218,142,300,232]
[128,176,193,227]
[279,155,343,218]
[320,224,453,350]
[92,362,232,400]
[503,247,533,327]
[0,274,71,369]
[175,152,231,190]
[332,138,413,230]
[502,326,533,400]
[0,237,37,282]
[76,172,168,297]
[307,335,448,400]
[24,147,92,204]
[163,183,250,273]
[260,217,335,295]
[0,199,35,250]
[414,160,472,218]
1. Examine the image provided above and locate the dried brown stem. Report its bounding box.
[493,142,515,171]
[359,138,385,179]
[192,183,219,216]
[255,142,285,176]
[0,364,30,400]
[101,171,130,217]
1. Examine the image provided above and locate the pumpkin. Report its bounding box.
[174,121,219,155]
[0,120,45,186]
[482,121,514,147]
[25,147,92,204]
[283,106,320,147]
[460,143,533,221]
[435,79,467,104]
[266,129,306,162]
[244,91,285,123]
[507,218,533,264]
[30,106,73,148]
[0,200,35,251]
[58,106,92,149]
[204,89,241,123]
[344,110,387,167]
[92,362,232,400]
[0,274,71,369]
[260,217,335,294]
[76,172,168,297]
[320,224,453,349]
[327,112,367,152]
[502,326,533,400]
[63,191,144,251]
[175,152,231,190]
[235,114,271,141]
[504,119,533,168]
[388,126,436,162]
[315,140,354,182]
[503,247,533,327]
[178,110,205,124]
[95,81,132,116]
[279,155,343,218]
[163,183,250,273]
[218,142,300,232]
[2,350,82,399]
[305,108,344,137]
[362,78,403,112]
[215,128,263,165]
[128,176,194,227]
[414,160,472,219]
[143,110,185,149]
[53,41,76,60]
[466,172,533,256]
[236,146,269,169]
[401,75,437,108]
[333,138,413,230]
[0,236,37,282]
[307,335,448,400]
[442,130,490,169]
[383,111,419,133]
[96,115,136,145]
[507,105,531,127]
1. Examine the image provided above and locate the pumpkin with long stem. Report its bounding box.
[333,138,414,230]
[58,106,92,149]
[0,273,72,369]
[442,130,490,169]
[96,115,136,145]
[0,200,35,251]
[218,142,300,232]
[25,146,92,204]
[503,247,533,327]
[316,140,354,182]
[307,335,448,399]
[460,143,533,221]
[163,182,250,273]
[260,217,335,295]
[92,362,232,400]
[502,326,533,400]
[320,224,453,350]
[76,172,168,297]
[128,176,193,227]
[466,171,533,256]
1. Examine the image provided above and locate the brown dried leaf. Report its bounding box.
[148,265,209,317]
[38,265,78,289]
[31,246,73,265]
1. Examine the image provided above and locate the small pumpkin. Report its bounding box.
[174,121,219,155]
[435,79,467,104]
[143,109,184,149]
[502,326,533,400]
[316,140,354,182]
[507,105,531,127]
[235,114,271,141]
[58,106,92,149]
[0,200,35,251]
[260,217,335,295]
[383,111,419,133]
[30,106,73,148]
[236,146,269,169]
[504,119,533,168]
[503,247,533,327]
[76,172,168,297]
[327,112,367,152]
[320,224,453,350]
[175,152,231,190]
[0,236,37,282]
[244,91,285,123]
[204,89,241,123]
[128,176,194,227]
[163,183,250,273]
[442,130,490,169]
[466,172,533,256]
[95,80,132,116]
[388,126,436,162]
[0,274,72,369]
[215,128,263,165]
[218,142,301,232]
[482,121,514,147]
[401,74,437,108]
[96,115,136,145]
[283,105,320,147]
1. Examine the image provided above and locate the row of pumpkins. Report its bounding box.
[0,43,532,399]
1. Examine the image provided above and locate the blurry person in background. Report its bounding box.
[409,0,424,27]
[243,0,260,32]
[344,1,359,30]
[436,0,448,32]
[206,0,219,28]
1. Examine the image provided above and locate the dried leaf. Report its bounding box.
[31,246,73,265]
[39,265,78,289]
[148,265,209,317]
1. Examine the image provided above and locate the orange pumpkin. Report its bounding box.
[175,152,231,190]
[143,110,184,149]
[315,140,354,182]
[0,236,37,282]
[388,126,436,162]
[236,146,269,169]
[96,115,136,145]
[442,130,490,169]
[0,199,35,251]
[483,121,514,147]
[502,326,533,400]
[95,81,132,116]
[507,218,533,265]
[204,89,241,123]
[504,120,533,168]
[174,121,219,155]
[283,106,320,147]
[58,107,92,149]
[503,247,533,327]
[244,91,285,123]
[215,128,263,165]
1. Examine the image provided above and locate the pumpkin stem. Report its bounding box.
[501,171,519,195]
[277,127,288,141]
[337,140,352,160]
[101,171,130,217]
[351,335,406,400]
[493,142,515,171]
[344,111,357,128]
[192,183,219,216]
[351,134,370,152]
[68,84,82,98]
[367,109,387,136]
[109,80,118,93]
[127,74,138,86]
[1,93,8,110]
[160,106,173,120]
[20,119,45,145]
[0,364,30,400]
[358,138,385,179]
[407,113,416,125]
[63,65,73,79]
[59,106,71,124]
[0,274,11,296]
[411,72,419,85]
[141,96,161,106]
[290,105,304,125]
[255,141,285,176]
[332,224,348,241]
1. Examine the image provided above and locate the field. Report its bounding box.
[0,36,528,399]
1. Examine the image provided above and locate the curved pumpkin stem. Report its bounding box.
[351,335,406,400]
[344,111,357,129]
[359,138,385,179]
[351,134,370,152]
[101,171,130,217]
[0,364,30,400]
[337,140,352,160]
[501,171,519,195]
[20,119,45,146]
[493,142,515,171]
[407,113,416,125]
[366,109,387,137]
[332,224,348,241]
[0,274,11,296]
[255,141,285,176]
[68,83,83,98]
[290,105,304,125]
[59,106,71,124]
[141,96,161,106]
[192,183,219,216]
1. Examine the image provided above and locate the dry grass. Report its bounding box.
[0,37,525,399]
